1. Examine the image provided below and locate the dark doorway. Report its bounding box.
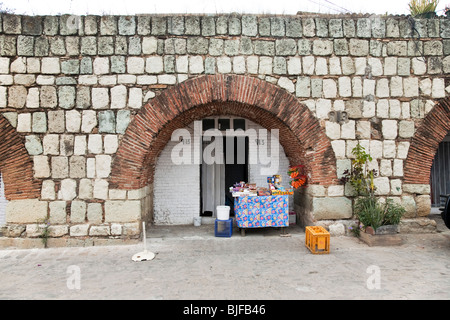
[224,136,249,216]
[430,133,450,207]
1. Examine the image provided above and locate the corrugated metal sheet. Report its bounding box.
[430,138,450,207]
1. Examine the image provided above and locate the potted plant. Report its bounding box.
[408,0,439,19]
[340,144,405,246]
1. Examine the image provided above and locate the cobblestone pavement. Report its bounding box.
[1,214,450,300]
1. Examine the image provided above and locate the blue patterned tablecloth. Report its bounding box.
[234,195,289,228]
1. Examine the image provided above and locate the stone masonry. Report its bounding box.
[0,13,449,242]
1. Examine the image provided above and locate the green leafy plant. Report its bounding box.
[340,143,405,232]
[38,218,51,248]
[354,197,405,231]
[409,0,439,17]
[339,143,377,197]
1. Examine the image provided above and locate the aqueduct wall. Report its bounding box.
[0,12,449,242]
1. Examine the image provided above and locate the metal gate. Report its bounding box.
[430,136,450,207]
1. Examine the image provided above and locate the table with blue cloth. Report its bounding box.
[234,195,289,236]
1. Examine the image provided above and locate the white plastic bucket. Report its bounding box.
[193,217,202,227]
[216,206,230,220]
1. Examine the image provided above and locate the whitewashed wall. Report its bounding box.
[152,120,292,225]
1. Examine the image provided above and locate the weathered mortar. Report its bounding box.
[0,12,449,242]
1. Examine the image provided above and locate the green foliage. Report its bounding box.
[409,0,439,16]
[339,143,376,197]
[38,218,50,248]
[341,143,405,230]
[354,197,406,231]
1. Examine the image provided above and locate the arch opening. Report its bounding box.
[109,74,338,226]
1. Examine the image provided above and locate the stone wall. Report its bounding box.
[0,12,449,241]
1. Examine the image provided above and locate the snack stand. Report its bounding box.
[230,175,293,236]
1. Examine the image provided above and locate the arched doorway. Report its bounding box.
[110,74,338,224]
[430,132,450,208]
[152,116,293,225]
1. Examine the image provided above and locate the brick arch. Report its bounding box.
[404,98,450,184]
[110,74,337,189]
[0,114,41,200]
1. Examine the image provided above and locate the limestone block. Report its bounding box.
[17,113,31,132]
[380,159,392,177]
[312,197,352,220]
[404,77,419,97]
[79,178,93,199]
[393,159,403,177]
[93,179,109,200]
[142,37,158,54]
[381,120,398,139]
[116,110,130,134]
[242,15,258,36]
[92,88,109,109]
[6,199,48,224]
[49,201,67,224]
[325,121,340,139]
[70,200,87,223]
[58,86,76,109]
[25,135,43,155]
[402,196,416,218]
[349,39,369,56]
[87,202,103,223]
[105,200,142,222]
[295,76,310,97]
[8,85,27,108]
[127,57,145,74]
[313,39,333,56]
[432,78,445,98]
[328,223,345,236]
[33,155,50,178]
[70,224,89,237]
[95,155,112,178]
[403,184,431,195]
[327,185,344,197]
[302,56,315,74]
[323,79,337,98]
[145,56,164,74]
[41,57,60,74]
[189,56,204,74]
[232,56,246,74]
[373,177,390,195]
[390,179,402,195]
[40,86,57,108]
[93,57,109,75]
[383,140,396,159]
[276,39,297,56]
[331,140,346,158]
[88,134,103,154]
[58,179,77,201]
[341,120,355,139]
[89,225,111,236]
[69,156,86,178]
[51,156,69,179]
[81,110,97,133]
[398,120,415,138]
[416,195,431,217]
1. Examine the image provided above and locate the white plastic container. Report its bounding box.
[193,217,202,227]
[216,206,230,220]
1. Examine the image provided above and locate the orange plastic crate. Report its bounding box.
[305,226,330,254]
